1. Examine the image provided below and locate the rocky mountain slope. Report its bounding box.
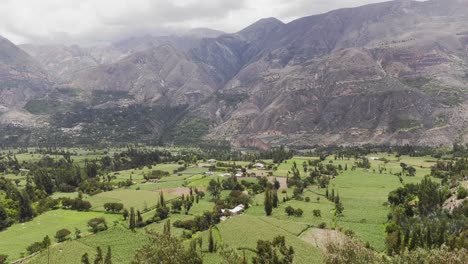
[2,0,468,147]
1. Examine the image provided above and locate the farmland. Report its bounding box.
[0,146,466,263]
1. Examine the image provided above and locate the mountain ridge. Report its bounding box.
[1,0,468,148]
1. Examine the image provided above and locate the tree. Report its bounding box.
[104,203,124,213]
[132,230,202,264]
[407,166,416,177]
[81,253,90,264]
[285,206,295,216]
[313,209,321,217]
[252,236,294,264]
[0,255,7,264]
[87,218,108,233]
[129,207,136,231]
[159,192,166,208]
[43,235,51,264]
[55,228,71,242]
[0,205,13,230]
[272,190,279,208]
[335,202,344,216]
[208,226,215,253]
[208,179,222,200]
[163,219,171,236]
[104,246,112,264]
[18,191,34,222]
[75,228,82,239]
[264,190,273,216]
[94,246,103,264]
[294,208,303,217]
[136,210,143,227]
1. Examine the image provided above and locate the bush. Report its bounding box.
[285,206,295,216]
[457,186,467,199]
[318,222,327,229]
[26,242,44,254]
[0,255,7,264]
[294,208,303,217]
[313,209,321,217]
[305,197,311,202]
[104,202,124,213]
[61,198,92,211]
[87,218,108,233]
[55,228,71,242]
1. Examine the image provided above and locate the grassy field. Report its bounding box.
[1,152,444,263]
[0,210,121,260]
[212,215,322,264]
[87,189,178,211]
[28,226,147,264]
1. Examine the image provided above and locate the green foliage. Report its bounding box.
[87,218,108,234]
[103,203,124,213]
[132,229,202,264]
[252,236,294,264]
[0,255,8,264]
[457,186,467,199]
[55,228,71,242]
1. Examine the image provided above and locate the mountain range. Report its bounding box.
[1,0,468,148]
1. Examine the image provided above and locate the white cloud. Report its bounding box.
[0,0,391,45]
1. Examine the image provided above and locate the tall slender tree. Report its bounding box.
[264,190,273,216]
[104,246,112,264]
[129,207,136,231]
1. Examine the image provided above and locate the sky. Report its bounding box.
[0,0,392,45]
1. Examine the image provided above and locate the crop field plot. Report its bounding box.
[28,226,147,264]
[87,189,177,211]
[1,148,461,264]
[214,215,322,264]
[0,210,120,260]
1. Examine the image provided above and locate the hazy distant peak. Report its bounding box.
[237,17,284,42]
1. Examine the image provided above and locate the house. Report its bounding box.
[235,172,243,177]
[369,157,379,161]
[204,171,214,176]
[221,204,245,215]
[208,159,217,163]
[253,163,265,169]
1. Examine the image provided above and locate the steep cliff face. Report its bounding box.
[3,0,468,147]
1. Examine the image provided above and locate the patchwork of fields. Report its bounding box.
[0,149,445,263]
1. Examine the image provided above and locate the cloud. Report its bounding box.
[0,0,390,45]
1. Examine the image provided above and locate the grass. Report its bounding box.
[0,210,120,260]
[213,215,322,264]
[28,226,147,264]
[1,152,444,263]
[87,189,177,211]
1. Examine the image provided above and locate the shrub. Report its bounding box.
[104,202,124,213]
[0,255,7,264]
[55,228,71,242]
[457,186,467,199]
[318,222,327,229]
[305,197,311,202]
[26,242,44,255]
[313,209,321,217]
[87,218,108,233]
[294,208,303,217]
[285,206,295,216]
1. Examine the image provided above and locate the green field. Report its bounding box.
[0,150,451,263]
[0,210,120,260]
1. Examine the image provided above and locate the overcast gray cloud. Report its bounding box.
[0,0,392,45]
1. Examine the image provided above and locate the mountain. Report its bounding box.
[3,0,468,147]
[20,44,125,81]
[0,36,53,131]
